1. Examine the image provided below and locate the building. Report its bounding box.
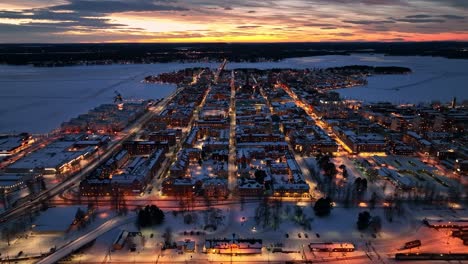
[0,173,40,194]
[123,140,159,155]
[333,127,386,153]
[204,237,262,254]
[6,139,96,174]
[148,129,181,146]
[237,179,264,196]
[161,178,195,196]
[80,149,165,196]
[308,243,355,252]
[0,134,34,156]
[202,178,229,198]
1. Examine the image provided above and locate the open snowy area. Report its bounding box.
[1,54,467,133]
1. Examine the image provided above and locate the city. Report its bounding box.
[0,59,467,263]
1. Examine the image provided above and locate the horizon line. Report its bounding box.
[1,40,468,45]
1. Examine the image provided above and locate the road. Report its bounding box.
[228,70,237,191]
[0,86,182,223]
[36,215,136,264]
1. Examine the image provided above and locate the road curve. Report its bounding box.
[36,215,136,264]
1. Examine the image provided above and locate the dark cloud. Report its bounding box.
[236,25,261,29]
[247,10,256,13]
[439,14,465,19]
[332,32,354,36]
[422,0,468,9]
[372,25,390,31]
[0,22,64,34]
[50,0,187,14]
[342,20,394,25]
[307,0,406,5]
[320,27,337,30]
[396,18,445,23]
[303,22,338,27]
[378,37,405,41]
[0,0,187,35]
[405,14,465,20]
[406,14,432,19]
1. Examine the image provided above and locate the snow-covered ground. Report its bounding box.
[0,206,117,261]
[76,201,468,263]
[1,54,467,133]
[328,55,468,104]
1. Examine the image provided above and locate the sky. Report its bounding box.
[0,0,467,43]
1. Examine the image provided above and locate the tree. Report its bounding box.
[1,227,12,246]
[148,205,165,225]
[343,186,352,208]
[184,213,199,225]
[162,227,173,248]
[369,216,382,233]
[137,205,165,228]
[369,192,378,210]
[317,155,330,168]
[357,211,371,230]
[354,177,362,189]
[75,208,85,222]
[323,162,337,178]
[254,170,267,184]
[361,179,368,190]
[314,197,332,217]
[342,169,348,179]
[367,169,378,183]
[40,178,47,191]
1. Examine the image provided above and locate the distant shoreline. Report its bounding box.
[1,42,467,67]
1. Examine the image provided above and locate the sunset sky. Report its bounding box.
[0,0,467,43]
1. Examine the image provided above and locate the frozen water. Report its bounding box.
[0,54,467,133]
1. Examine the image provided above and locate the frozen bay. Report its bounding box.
[0,54,467,133]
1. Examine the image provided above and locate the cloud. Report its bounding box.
[422,0,468,9]
[236,25,261,29]
[332,32,354,36]
[439,14,465,19]
[404,14,465,20]
[396,18,445,23]
[378,37,405,41]
[342,20,394,25]
[302,22,338,27]
[307,0,405,5]
[50,0,187,14]
[406,14,432,19]
[0,0,188,36]
[0,0,467,42]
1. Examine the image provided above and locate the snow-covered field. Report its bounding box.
[332,55,468,104]
[1,54,467,133]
